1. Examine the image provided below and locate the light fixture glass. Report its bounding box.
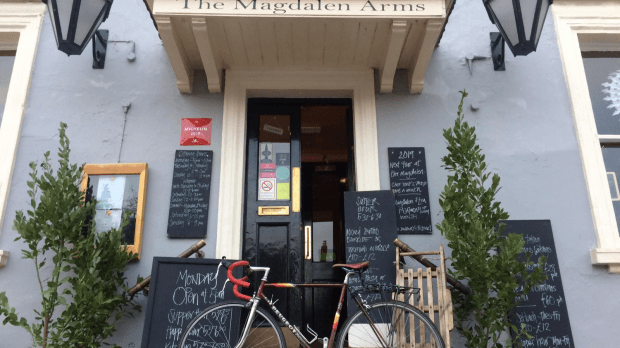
[43,0,113,56]
[484,0,553,56]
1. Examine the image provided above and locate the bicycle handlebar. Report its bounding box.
[228,260,251,301]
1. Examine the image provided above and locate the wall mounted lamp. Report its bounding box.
[483,0,553,70]
[42,0,114,69]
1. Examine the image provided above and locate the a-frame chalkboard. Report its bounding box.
[343,190,398,316]
[502,220,574,348]
[140,257,241,348]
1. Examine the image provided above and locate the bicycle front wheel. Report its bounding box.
[179,300,286,348]
[336,300,445,348]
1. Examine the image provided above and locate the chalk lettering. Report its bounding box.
[168,151,212,238]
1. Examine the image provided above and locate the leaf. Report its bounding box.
[8,122,140,345]
[437,90,543,348]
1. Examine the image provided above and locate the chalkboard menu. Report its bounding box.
[167,150,213,238]
[141,257,241,348]
[502,220,574,348]
[343,190,397,315]
[388,147,432,234]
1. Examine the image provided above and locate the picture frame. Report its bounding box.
[80,163,148,259]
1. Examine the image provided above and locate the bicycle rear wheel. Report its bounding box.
[179,300,286,348]
[336,300,445,348]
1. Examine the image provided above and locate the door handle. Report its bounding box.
[292,167,300,212]
[305,226,312,260]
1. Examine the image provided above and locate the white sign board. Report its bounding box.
[259,178,277,200]
[154,0,444,18]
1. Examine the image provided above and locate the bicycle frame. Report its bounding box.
[236,266,389,348]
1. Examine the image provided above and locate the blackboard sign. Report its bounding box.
[502,220,574,348]
[167,150,213,238]
[140,257,241,348]
[388,147,432,234]
[343,190,397,315]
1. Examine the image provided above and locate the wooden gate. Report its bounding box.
[395,244,454,348]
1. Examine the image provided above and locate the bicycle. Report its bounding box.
[178,260,445,348]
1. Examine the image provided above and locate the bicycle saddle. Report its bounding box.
[332,261,369,271]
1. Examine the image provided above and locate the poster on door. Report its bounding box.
[258,142,290,200]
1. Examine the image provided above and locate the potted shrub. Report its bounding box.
[0,123,139,348]
[437,91,546,348]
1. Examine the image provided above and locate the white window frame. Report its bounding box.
[553,0,620,273]
[214,68,380,259]
[0,3,46,236]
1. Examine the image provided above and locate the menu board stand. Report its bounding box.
[140,257,242,348]
[502,220,574,348]
[343,190,397,316]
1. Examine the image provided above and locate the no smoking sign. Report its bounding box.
[262,180,273,191]
[259,178,276,200]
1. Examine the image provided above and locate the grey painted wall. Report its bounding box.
[0,0,223,346]
[1,0,619,346]
[377,1,620,347]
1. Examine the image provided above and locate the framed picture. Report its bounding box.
[80,163,148,259]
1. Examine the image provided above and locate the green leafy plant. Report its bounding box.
[436,91,546,348]
[0,123,139,348]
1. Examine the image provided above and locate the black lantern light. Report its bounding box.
[43,0,113,68]
[483,0,553,70]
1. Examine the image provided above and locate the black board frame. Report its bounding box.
[140,257,240,348]
[501,220,574,348]
[343,190,398,316]
[387,147,433,235]
[166,150,213,239]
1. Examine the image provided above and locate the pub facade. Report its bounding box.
[1,0,619,346]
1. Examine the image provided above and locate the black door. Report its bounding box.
[243,99,353,336]
[243,100,303,328]
[301,104,353,339]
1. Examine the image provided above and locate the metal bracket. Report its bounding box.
[465,53,490,76]
[490,32,505,71]
[92,29,109,69]
[306,324,319,344]
[108,40,136,62]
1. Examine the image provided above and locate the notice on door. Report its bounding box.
[259,178,276,200]
[258,142,290,200]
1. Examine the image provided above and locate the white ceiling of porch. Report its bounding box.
[144,0,455,93]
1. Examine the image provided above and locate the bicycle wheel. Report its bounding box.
[336,300,445,348]
[179,300,286,348]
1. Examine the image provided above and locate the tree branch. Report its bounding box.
[42,315,49,348]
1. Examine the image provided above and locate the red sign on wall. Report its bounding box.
[180,118,212,146]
